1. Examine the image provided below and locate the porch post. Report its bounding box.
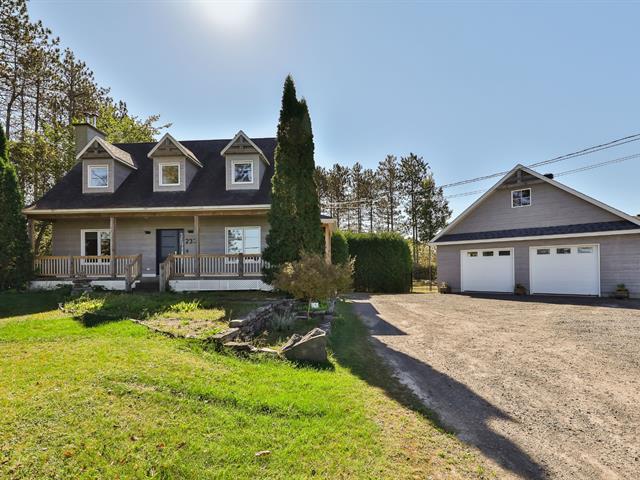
[110,216,117,277]
[323,224,332,264]
[194,215,200,277]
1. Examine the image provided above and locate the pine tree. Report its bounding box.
[399,153,429,264]
[0,122,32,289]
[263,76,323,281]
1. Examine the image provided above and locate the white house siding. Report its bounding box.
[50,215,270,276]
[436,233,640,298]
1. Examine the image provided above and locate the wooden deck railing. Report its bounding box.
[34,255,143,280]
[171,254,265,278]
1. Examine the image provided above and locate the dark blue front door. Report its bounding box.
[156,229,184,274]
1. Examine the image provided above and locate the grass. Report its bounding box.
[0,290,493,479]
[412,280,440,294]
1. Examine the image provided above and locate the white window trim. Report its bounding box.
[87,164,109,189]
[511,188,532,208]
[231,159,254,184]
[80,229,111,262]
[224,226,261,257]
[158,162,181,186]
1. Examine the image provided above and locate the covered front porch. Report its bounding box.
[27,210,334,291]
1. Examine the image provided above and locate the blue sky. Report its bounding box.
[29,1,640,217]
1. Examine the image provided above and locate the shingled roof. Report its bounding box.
[433,220,640,243]
[28,137,276,211]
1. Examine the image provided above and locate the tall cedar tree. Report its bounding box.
[0,123,32,289]
[263,76,323,281]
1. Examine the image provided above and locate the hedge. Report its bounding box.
[344,232,412,293]
[331,231,349,265]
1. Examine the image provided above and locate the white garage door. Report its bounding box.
[529,245,600,296]
[461,248,514,293]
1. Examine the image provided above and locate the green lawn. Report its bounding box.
[0,290,492,479]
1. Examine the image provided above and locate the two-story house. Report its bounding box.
[24,118,335,291]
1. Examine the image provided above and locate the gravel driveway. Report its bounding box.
[350,293,640,479]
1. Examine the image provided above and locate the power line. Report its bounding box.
[444,151,640,199]
[441,133,640,189]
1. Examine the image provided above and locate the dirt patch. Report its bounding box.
[350,293,640,479]
[139,317,227,338]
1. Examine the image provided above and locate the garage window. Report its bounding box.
[557,248,571,254]
[578,247,593,254]
[537,248,550,255]
[467,252,478,257]
[498,250,511,256]
[511,188,531,208]
[482,251,494,257]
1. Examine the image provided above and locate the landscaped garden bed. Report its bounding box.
[62,291,267,339]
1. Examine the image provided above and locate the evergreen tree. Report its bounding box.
[417,175,452,283]
[399,153,429,263]
[263,76,323,281]
[0,122,32,289]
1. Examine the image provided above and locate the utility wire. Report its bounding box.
[441,133,640,189]
[444,151,640,199]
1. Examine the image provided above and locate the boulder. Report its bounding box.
[281,328,327,363]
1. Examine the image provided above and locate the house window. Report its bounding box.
[88,165,109,188]
[232,160,253,184]
[557,248,571,255]
[159,162,180,186]
[482,251,494,257]
[225,226,261,255]
[537,248,550,255]
[81,229,111,257]
[511,188,531,208]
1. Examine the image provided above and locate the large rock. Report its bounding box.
[281,328,328,363]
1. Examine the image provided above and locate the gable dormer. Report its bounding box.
[221,131,269,191]
[147,133,202,192]
[77,137,136,194]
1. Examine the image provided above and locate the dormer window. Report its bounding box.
[88,165,109,188]
[159,162,180,186]
[232,160,253,184]
[511,188,531,208]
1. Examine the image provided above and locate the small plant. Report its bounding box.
[614,283,629,299]
[269,307,296,331]
[168,300,200,313]
[273,252,354,318]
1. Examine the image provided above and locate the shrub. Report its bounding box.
[412,263,437,281]
[273,252,353,317]
[331,231,349,265]
[344,232,412,293]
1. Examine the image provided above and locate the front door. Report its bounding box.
[156,229,184,274]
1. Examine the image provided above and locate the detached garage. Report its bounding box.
[432,165,640,298]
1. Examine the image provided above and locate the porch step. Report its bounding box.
[71,278,92,296]
[134,277,159,292]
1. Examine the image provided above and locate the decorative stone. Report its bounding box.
[229,319,246,328]
[281,328,327,363]
[209,327,239,343]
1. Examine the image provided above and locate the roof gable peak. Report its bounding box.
[76,136,136,170]
[221,130,270,165]
[147,133,202,167]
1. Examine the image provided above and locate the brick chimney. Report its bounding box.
[73,112,106,155]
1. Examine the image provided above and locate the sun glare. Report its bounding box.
[196,1,259,31]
